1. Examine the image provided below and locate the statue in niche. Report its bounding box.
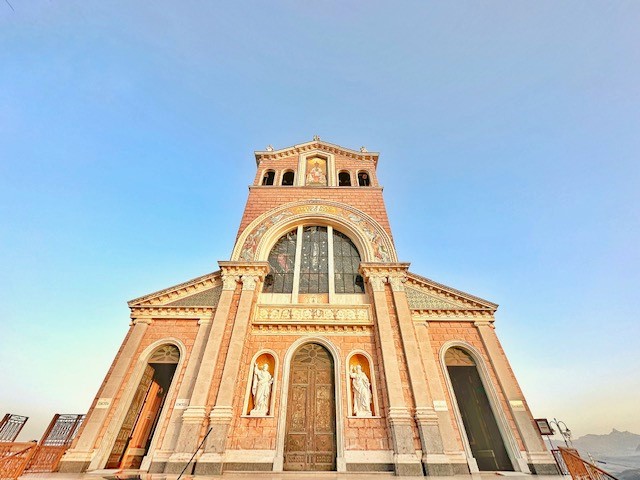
[250,362,274,416]
[350,364,372,417]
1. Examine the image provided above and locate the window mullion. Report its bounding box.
[291,225,303,301]
[328,226,335,302]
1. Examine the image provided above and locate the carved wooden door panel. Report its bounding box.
[106,364,154,469]
[284,343,336,471]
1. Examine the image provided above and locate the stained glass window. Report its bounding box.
[262,226,363,296]
[263,229,297,293]
[299,226,329,293]
[333,230,364,293]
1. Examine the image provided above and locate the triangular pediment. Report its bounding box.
[406,272,497,311]
[128,271,222,308]
[254,138,379,166]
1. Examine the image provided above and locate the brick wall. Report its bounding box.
[224,332,390,452]
[427,322,525,451]
[94,319,200,450]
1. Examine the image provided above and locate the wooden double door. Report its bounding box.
[284,343,336,471]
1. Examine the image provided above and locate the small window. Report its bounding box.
[338,171,351,186]
[262,170,275,186]
[357,171,370,187]
[282,171,295,186]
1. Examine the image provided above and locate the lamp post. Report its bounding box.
[549,418,573,448]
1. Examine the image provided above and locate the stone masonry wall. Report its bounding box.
[426,321,525,451]
[225,331,390,452]
[93,318,200,451]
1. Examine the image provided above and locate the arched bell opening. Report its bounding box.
[444,346,514,472]
[105,345,180,470]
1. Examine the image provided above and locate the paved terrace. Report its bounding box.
[20,472,565,480]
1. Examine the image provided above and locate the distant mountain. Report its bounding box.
[573,429,640,457]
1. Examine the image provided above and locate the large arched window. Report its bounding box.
[263,226,364,295]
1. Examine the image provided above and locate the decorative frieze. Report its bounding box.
[411,311,494,322]
[254,305,370,324]
[252,323,372,335]
[130,306,214,320]
[233,200,396,264]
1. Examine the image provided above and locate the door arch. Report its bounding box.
[283,342,336,471]
[105,344,180,469]
[443,345,515,472]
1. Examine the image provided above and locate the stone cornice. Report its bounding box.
[254,140,379,166]
[359,262,411,278]
[406,271,498,311]
[128,270,221,307]
[412,311,495,321]
[218,261,270,279]
[130,306,214,320]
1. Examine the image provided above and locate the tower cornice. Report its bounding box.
[255,139,379,166]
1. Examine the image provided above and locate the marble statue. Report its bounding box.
[350,364,372,417]
[250,362,274,416]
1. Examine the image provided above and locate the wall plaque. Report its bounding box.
[95,398,112,409]
[433,400,448,411]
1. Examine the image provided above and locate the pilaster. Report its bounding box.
[150,315,212,473]
[474,321,556,473]
[414,322,470,474]
[386,265,456,476]
[167,263,242,471]
[360,263,422,476]
[59,318,150,473]
[196,263,269,475]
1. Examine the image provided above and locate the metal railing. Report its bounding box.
[558,446,619,480]
[0,442,37,480]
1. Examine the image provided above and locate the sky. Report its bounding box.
[1,1,639,443]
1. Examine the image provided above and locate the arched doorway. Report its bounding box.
[284,343,336,471]
[445,347,513,471]
[106,345,180,469]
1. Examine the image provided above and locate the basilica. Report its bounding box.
[59,138,557,476]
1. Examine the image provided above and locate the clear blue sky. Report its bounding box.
[1,1,638,442]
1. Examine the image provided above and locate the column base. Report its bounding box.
[346,462,394,472]
[194,452,224,475]
[57,460,91,473]
[529,463,561,475]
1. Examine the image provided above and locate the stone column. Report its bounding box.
[149,314,213,473]
[165,265,240,473]
[414,322,469,474]
[360,265,422,477]
[196,263,269,475]
[59,318,151,473]
[387,268,455,476]
[474,321,557,474]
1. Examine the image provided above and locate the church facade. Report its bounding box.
[60,139,557,476]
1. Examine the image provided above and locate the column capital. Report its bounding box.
[359,262,410,278]
[219,261,270,281]
[387,273,407,292]
[240,275,260,291]
[131,317,153,325]
[220,273,240,291]
[474,320,494,328]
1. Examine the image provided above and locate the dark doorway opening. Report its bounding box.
[446,348,513,471]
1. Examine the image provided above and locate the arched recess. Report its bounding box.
[232,199,397,264]
[89,338,186,472]
[439,341,526,473]
[242,350,278,417]
[273,336,345,472]
[345,350,380,418]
